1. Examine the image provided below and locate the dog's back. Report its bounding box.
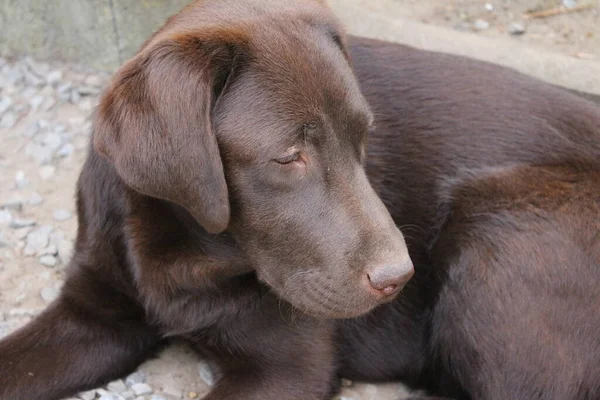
[344,37,600,399]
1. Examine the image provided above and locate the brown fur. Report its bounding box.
[1,0,600,399]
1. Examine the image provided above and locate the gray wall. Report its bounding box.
[0,0,189,70]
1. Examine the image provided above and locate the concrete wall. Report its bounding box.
[0,0,189,70]
[1,0,600,96]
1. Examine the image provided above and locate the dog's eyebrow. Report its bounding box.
[326,28,343,52]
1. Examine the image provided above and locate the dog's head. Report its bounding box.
[94,0,413,318]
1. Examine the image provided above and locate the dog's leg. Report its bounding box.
[189,297,339,400]
[201,366,339,400]
[0,273,162,400]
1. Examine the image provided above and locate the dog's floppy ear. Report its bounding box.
[94,32,245,234]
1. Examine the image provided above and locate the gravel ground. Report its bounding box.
[0,56,414,400]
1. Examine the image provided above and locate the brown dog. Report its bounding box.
[1,0,600,399]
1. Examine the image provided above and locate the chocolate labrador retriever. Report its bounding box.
[1,0,599,399]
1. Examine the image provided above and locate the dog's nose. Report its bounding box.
[367,260,414,297]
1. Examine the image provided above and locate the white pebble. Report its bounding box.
[78,390,97,400]
[108,380,128,393]
[39,165,56,180]
[42,132,63,151]
[131,383,153,396]
[474,19,490,30]
[126,371,146,386]
[0,96,14,114]
[39,255,57,267]
[120,390,135,400]
[46,70,63,85]
[0,210,13,225]
[53,209,72,221]
[24,229,50,256]
[0,112,17,129]
[0,198,25,211]
[57,240,73,262]
[198,361,215,386]
[58,143,75,157]
[30,95,45,110]
[40,287,59,303]
[15,170,29,189]
[29,192,44,205]
[10,219,36,229]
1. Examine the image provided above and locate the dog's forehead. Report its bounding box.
[247,23,370,121]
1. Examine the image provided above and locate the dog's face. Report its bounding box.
[94,0,413,318]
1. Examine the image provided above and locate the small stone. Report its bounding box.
[54,124,67,134]
[29,192,44,206]
[1,198,25,211]
[78,98,95,112]
[121,390,136,400]
[14,227,31,240]
[46,70,63,85]
[0,232,8,248]
[0,112,17,129]
[30,95,45,110]
[39,255,57,267]
[77,85,101,96]
[4,66,24,86]
[10,219,36,229]
[126,371,146,386]
[485,3,494,11]
[0,210,13,225]
[21,67,45,86]
[79,390,98,400]
[508,22,526,35]
[0,96,13,114]
[70,90,82,103]
[97,389,125,400]
[198,361,215,386]
[131,383,153,396]
[43,96,57,111]
[99,395,125,400]
[36,118,50,129]
[58,239,74,262]
[24,228,50,256]
[341,379,353,387]
[40,287,59,303]
[39,165,56,180]
[108,380,128,393]
[57,82,72,94]
[8,308,40,317]
[58,143,75,157]
[42,132,63,151]
[25,143,54,165]
[188,393,198,399]
[474,19,490,30]
[53,209,72,221]
[24,58,50,77]
[15,170,29,188]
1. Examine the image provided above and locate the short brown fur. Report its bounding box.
[1,0,600,399]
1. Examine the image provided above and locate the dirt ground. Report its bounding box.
[392,0,599,59]
[0,1,599,400]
